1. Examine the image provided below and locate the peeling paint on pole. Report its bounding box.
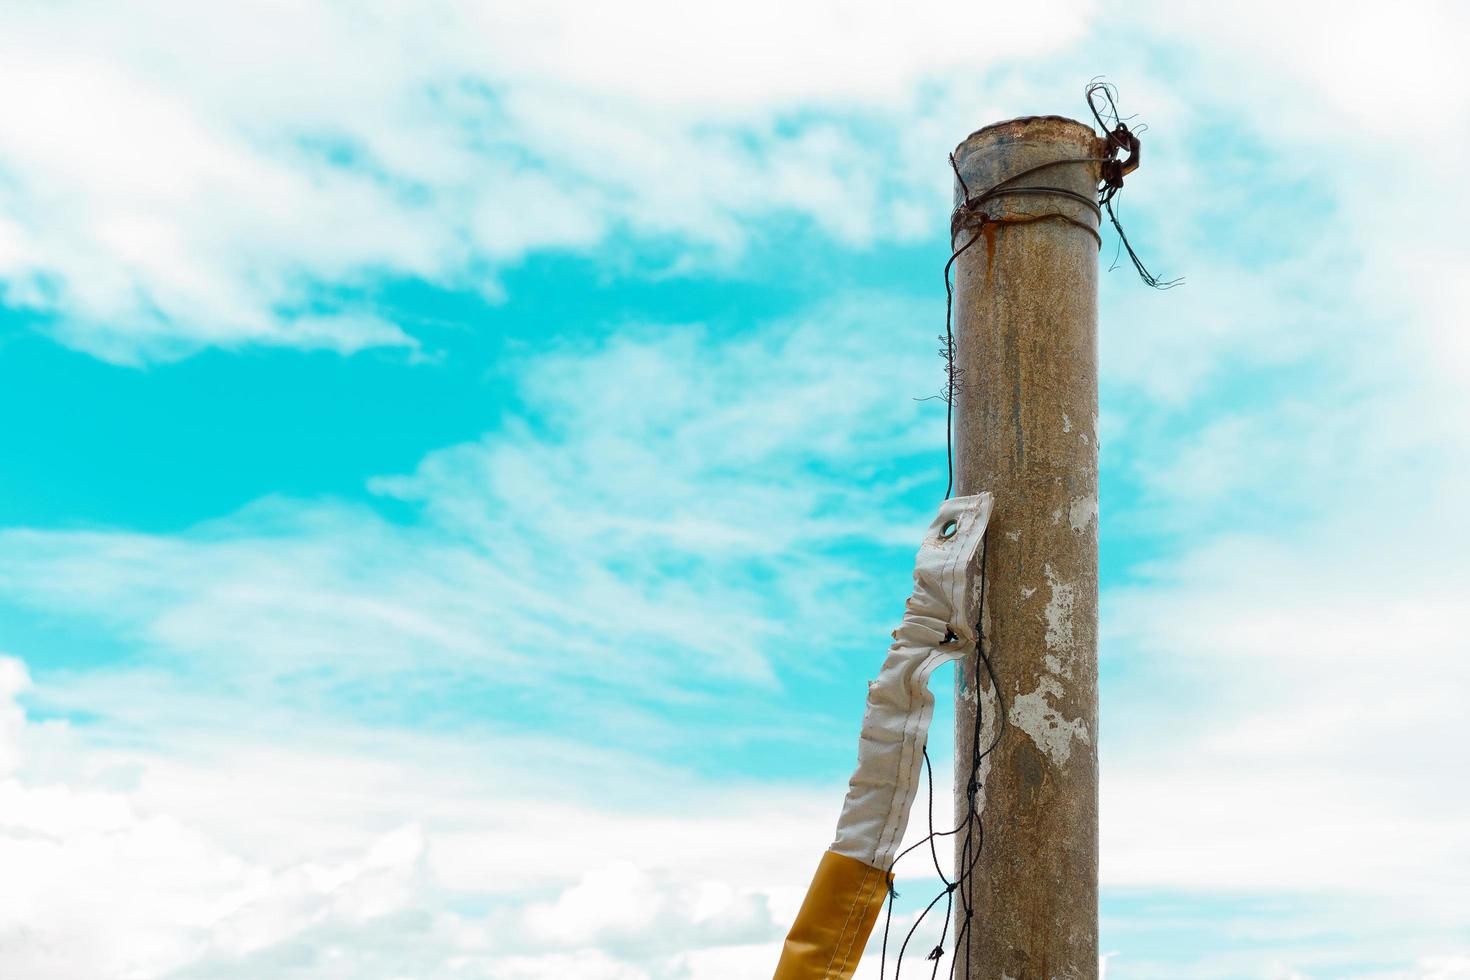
[952,116,1101,978]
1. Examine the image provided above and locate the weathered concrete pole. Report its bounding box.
[951,116,1101,978]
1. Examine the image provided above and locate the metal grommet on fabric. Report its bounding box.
[939,519,958,540]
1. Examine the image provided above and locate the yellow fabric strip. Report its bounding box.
[772,849,891,980]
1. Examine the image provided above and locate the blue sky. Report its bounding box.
[1,2,1468,978]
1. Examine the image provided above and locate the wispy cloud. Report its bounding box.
[0,296,950,750]
[0,0,1096,362]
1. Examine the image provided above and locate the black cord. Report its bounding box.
[880,534,1001,980]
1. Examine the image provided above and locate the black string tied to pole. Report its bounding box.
[1086,78,1182,290]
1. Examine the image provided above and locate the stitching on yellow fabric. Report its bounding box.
[829,863,881,979]
[821,861,872,978]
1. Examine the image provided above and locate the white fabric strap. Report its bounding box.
[829,492,994,872]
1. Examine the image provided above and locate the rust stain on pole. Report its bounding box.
[952,116,1101,979]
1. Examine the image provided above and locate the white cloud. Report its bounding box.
[1075,8,1470,939]
[1095,330,1470,972]
[1101,530,1470,905]
[0,656,25,776]
[0,651,824,979]
[1138,1,1470,136]
[1410,958,1470,980]
[0,651,969,980]
[0,663,430,978]
[1,0,1468,412]
[521,861,772,954]
[0,0,1095,362]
